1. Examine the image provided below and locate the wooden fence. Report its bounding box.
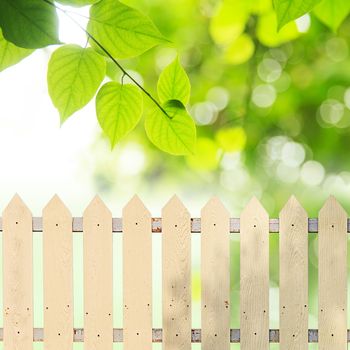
[0,193,348,349]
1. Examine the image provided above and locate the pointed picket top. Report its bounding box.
[279,195,308,236]
[122,194,150,217]
[201,196,229,217]
[3,193,31,217]
[241,196,268,221]
[280,195,307,218]
[83,195,111,217]
[43,194,71,216]
[162,194,189,216]
[319,195,347,218]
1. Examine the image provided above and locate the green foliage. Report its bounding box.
[0,0,60,48]
[186,138,218,170]
[56,0,100,6]
[96,82,143,148]
[224,34,255,65]
[257,10,301,47]
[145,57,195,155]
[273,0,321,30]
[0,28,33,72]
[157,57,191,105]
[87,0,168,59]
[210,1,249,46]
[313,0,350,32]
[145,100,196,155]
[215,127,247,152]
[1,0,350,158]
[47,44,106,123]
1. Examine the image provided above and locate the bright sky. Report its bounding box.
[0,6,101,215]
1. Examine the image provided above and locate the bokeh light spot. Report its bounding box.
[252,84,276,108]
[258,58,282,83]
[191,102,218,125]
[326,38,348,62]
[300,161,325,186]
[206,86,230,111]
[281,142,305,167]
[319,99,344,125]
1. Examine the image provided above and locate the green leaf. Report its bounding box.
[56,0,100,6]
[0,28,33,72]
[313,0,350,32]
[145,100,196,155]
[257,11,301,47]
[96,82,143,148]
[157,57,191,105]
[47,44,106,123]
[0,0,60,48]
[87,0,168,59]
[273,0,321,30]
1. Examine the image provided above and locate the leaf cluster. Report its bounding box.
[0,0,196,155]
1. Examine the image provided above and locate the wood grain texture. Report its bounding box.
[43,195,73,350]
[318,196,347,350]
[240,197,269,350]
[3,194,33,350]
[83,196,113,350]
[279,196,308,350]
[123,195,152,350]
[162,195,191,350]
[201,197,230,350]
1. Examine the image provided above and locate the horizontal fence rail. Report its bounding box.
[1,217,350,233]
[0,194,348,349]
[0,328,348,342]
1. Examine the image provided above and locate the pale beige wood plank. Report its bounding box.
[162,195,191,350]
[279,195,308,350]
[123,195,152,350]
[201,197,230,350]
[240,197,269,350]
[318,196,347,350]
[3,194,33,350]
[43,195,73,350]
[83,196,113,350]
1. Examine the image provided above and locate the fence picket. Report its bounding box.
[279,196,308,350]
[201,197,230,350]
[123,195,152,350]
[318,196,347,350]
[162,195,191,350]
[3,194,33,350]
[83,196,113,350]
[240,197,269,350]
[1,195,350,348]
[43,195,73,350]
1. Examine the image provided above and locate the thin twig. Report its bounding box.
[43,0,170,118]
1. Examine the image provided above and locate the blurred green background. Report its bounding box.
[91,2,350,347]
[1,0,350,348]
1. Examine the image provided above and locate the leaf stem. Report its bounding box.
[43,0,170,118]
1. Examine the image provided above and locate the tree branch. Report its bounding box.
[43,0,170,118]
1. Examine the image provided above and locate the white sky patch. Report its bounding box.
[0,47,98,214]
[57,4,90,46]
[295,14,311,33]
